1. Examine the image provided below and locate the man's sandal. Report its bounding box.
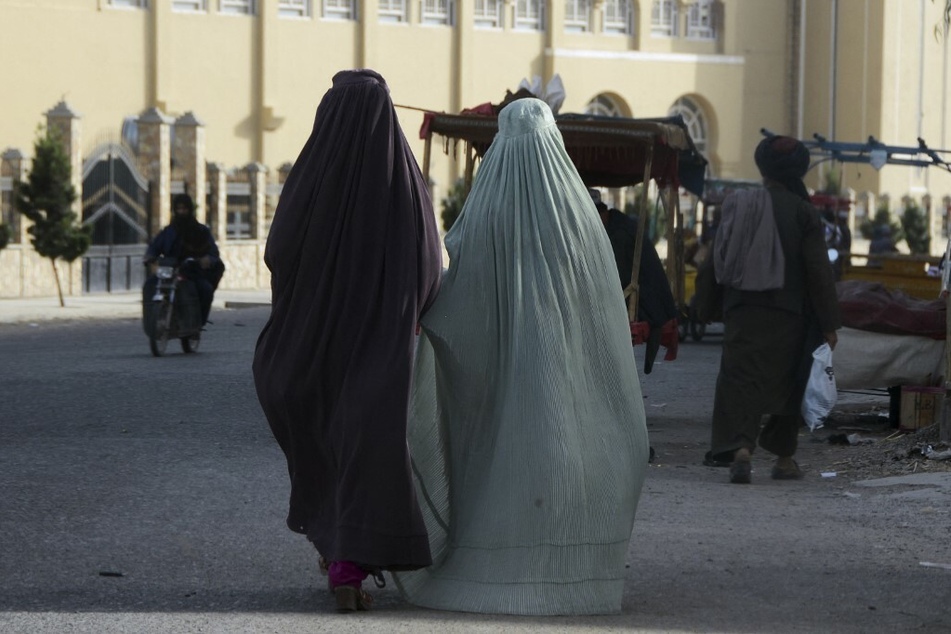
[729,459,752,484]
[771,460,804,480]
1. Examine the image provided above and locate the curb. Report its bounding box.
[224,301,271,309]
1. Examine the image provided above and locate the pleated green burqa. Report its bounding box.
[393,98,650,615]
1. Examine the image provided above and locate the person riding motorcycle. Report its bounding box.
[143,193,224,325]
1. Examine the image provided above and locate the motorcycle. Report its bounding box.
[142,257,203,357]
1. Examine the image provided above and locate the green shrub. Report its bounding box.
[900,201,930,254]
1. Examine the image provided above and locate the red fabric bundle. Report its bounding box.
[837,280,946,340]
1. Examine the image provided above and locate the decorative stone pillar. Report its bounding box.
[45,101,83,296]
[591,0,605,33]
[246,162,268,240]
[206,162,228,243]
[173,111,207,222]
[277,161,293,186]
[923,193,940,256]
[137,106,174,237]
[45,101,83,218]
[1,148,26,244]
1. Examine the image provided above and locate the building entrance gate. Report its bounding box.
[81,143,150,293]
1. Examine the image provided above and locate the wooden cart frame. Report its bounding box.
[419,110,707,326]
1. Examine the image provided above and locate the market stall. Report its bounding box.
[419,108,707,334]
[783,131,951,436]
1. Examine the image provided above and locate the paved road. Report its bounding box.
[1,309,949,633]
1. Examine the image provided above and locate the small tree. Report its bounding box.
[900,201,930,254]
[441,177,468,232]
[859,201,904,244]
[820,166,842,195]
[14,128,91,307]
[0,224,10,251]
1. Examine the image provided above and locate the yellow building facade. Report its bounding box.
[0,0,949,297]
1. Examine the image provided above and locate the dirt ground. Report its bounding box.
[803,405,951,482]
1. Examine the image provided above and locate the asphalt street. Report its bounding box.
[1,307,949,633]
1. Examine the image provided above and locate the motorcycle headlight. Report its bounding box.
[156,266,175,279]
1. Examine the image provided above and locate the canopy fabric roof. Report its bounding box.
[420,110,708,196]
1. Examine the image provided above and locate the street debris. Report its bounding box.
[817,419,951,480]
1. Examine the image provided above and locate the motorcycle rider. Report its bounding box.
[143,193,224,325]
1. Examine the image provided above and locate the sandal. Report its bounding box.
[729,460,752,484]
[334,585,373,612]
[771,460,804,480]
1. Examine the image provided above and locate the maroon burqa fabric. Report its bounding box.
[252,70,442,571]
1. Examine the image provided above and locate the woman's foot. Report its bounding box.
[328,561,371,611]
[334,585,373,612]
[771,457,803,480]
[729,447,752,484]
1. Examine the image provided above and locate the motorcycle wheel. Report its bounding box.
[181,332,201,354]
[149,301,171,357]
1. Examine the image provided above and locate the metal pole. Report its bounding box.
[463,142,475,197]
[422,132,433,184]
[629,140,654,324]
[830,0,838,141]
[798,0,807,140]
[671,186,684,312]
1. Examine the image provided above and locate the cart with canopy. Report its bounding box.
[418,107,707,355]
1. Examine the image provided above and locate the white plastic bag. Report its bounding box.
[802,342,837,431]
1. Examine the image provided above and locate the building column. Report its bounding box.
[137,107,174,237]
[206,162,228,243]
[358,0,379,67]
[173,111,207,222]
[45,101,83,296]
[544,0,566,82]
[247,162,268,240]
[45,101,83,218]
[591,0,604,34]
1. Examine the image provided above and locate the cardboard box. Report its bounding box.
[899,386,945,431]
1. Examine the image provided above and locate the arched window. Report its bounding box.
[668,96,708,158]
[564,0,590,32]
[602,0,632,35]
[585,94,624,117]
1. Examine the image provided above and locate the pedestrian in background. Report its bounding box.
[703,136,841,484]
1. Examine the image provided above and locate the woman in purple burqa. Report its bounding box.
[252,69,442,611]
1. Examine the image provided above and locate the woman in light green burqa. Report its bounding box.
[394,98,650,615]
